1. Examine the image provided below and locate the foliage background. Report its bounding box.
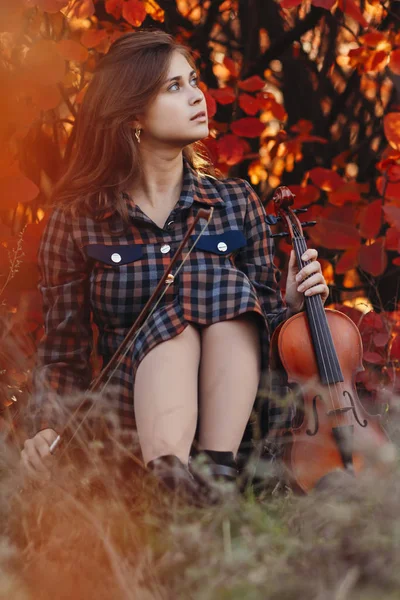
[0,0,399,415]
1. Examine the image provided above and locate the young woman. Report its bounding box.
[21,30,328,500]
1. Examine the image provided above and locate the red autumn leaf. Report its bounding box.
[122,0,147,26]
[384,113,400,151]
[390,334,400,361]
[389,49,400,76]
[217,134,249,166]
[358,238,387,276]
[105,0,123,19]
[338,0,368,28]
[387,164,400,181]
[309,167,345,192]
[308,217,360,250]
[204,91,217,119]
[360,310,385,332]
[268,98,287,122]
[377,176,400,201]
[383,205,400,230]
[363,351,385,365]
[360,30,388,47]
[209,87,236,105]
[239,93,262,116]
[0,175,40,209]
[385,227,400,250]
[336,247,359,274]
[223,57,239,78]
[202,137,219,164]
[328,182,362,206]
[280,0,302,7]
[81,29,108,49]
[231,117,265,138]
[374,331,391,347]
[312,0,335,8]
[291,120,313,134]
[393,257,400,266]
[286,185,320,208]
[57,40,89,63]
[238,76,265,92]
[359,199,382,239]
[365,50,388,73]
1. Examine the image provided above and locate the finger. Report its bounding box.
[304,284,328,297]
[36,440,54,465]
[27,442,51,474]
[298,273,325,293]
[39,429,59,445]
[20,452,42,480]
[301,249,318,262]
[296,261,322,283]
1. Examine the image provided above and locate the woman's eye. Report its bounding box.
[191,76,199,86]
[168,77,199,91]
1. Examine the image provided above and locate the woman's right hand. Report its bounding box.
[20,428,59,481]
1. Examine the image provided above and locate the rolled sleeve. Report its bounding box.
[235,179,288,334]
[29,207,93,435]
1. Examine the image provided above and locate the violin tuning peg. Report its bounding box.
[301,220,317,228]
[271,232,290,239]
[293,208,308,214]
[266,215,281,225]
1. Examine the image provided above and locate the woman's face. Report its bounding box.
[139,50,209,147]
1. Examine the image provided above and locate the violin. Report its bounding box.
[268,186,392,493]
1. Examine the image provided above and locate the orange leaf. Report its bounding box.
[0,175,39,209]
[309,167,345,192]
[57,40,89,62]
[105,0,123,19]
[336,247,359,274]
[81,29,108,49]
[338,0,368,28]
[24,41,65,86]
[239,93,262,116]
[359,200,382,239]
[389,49,400,76]
[209,87,236,105]
[31,84,61,111]
[360,30,389,47]
[384,113,400,151]
[358,238,387,276]
[238,76,265,92]
[122,0,147,26]
[144,0,164,21]
[290,119,313,134]
[231,118,265,138]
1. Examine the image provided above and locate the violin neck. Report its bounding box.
[293,237,344,385]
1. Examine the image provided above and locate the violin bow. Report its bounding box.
[49,207,214,457]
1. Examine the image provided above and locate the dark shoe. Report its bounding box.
[200,450,238,482]
[146,454,221,508]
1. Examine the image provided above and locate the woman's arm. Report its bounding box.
[30,206,93,436]
[234,179,288,334]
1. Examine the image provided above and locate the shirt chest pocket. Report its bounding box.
[190,229,247,257]
[85,243,143,267]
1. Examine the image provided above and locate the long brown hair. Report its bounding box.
[49,29,217,225]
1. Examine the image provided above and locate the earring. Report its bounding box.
[135,127,141,143]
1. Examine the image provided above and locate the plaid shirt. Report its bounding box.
[30,156,288,435]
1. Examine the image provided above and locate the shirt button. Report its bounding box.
[165,273,174,284]
[217,242,228,252]
[161,244,171,254]
[166,220,175,230]
[111,253,122,263]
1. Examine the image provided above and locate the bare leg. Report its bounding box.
[198,313,262,457]
[134,323,201,466]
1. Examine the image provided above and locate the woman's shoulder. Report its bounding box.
[202,173,254,206]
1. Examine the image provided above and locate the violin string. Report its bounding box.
[292,227,338,424]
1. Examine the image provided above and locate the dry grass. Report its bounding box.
[0,398,400,600]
